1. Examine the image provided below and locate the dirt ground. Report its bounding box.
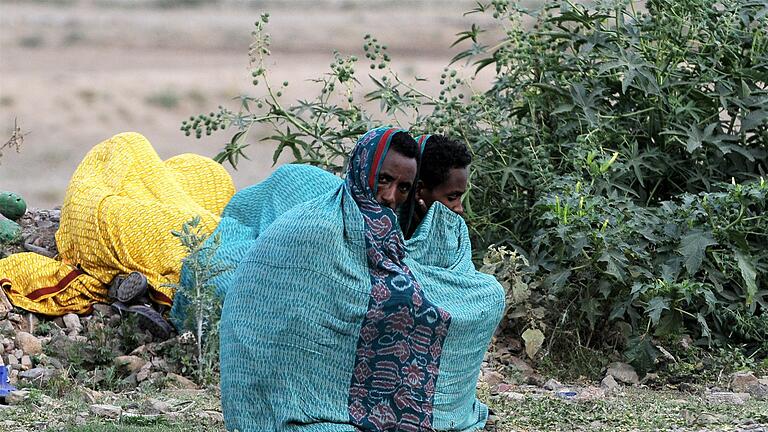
[0,0,495,208]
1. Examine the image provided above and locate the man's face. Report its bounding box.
[375,150,417,211]
[418,167,468,216]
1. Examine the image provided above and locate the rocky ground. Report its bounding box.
[1,211,768,431]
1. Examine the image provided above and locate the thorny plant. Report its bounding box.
[165,216,232,384]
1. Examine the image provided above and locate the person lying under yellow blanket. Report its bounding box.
[0,132,234,321]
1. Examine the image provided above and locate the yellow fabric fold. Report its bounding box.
[0,132,234,315]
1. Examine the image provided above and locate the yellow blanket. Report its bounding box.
[0,132,234,315]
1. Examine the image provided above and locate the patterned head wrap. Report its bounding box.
[345,127,452,431]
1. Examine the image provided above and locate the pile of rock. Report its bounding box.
[1,302,198,405]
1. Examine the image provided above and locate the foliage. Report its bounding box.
[165,216,231,384]
[184,0,768,370]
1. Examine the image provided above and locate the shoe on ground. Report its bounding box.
[110,301,173,340]
[107,272,148,304]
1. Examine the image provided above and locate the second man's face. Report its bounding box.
[375,150,417,211]
[418,167,468,216]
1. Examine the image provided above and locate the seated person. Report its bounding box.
[402,134,471,238]
[219,127,504,431]
[0,132,234,338]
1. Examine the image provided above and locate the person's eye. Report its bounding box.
[399,185,411,193]
[378,175,391,184]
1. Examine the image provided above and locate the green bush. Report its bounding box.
[184,0,767,371]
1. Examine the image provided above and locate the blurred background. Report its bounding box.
[0,0,503,208]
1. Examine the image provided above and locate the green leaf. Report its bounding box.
[599,250,628,282]
[677,230,718,274]
[735,250,758,305]
[696,313,711,339]
[645,296,669,325]
[624,334,659,375]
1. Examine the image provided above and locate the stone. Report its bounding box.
[136,363,152,383]
[62,314,82,334]
[18,367,57,384]
[114,355,147,374]
[0,320,14,337]
[130,345,150,357]
[7,313,21,323]
[679,334,693,350]
[483,370,505,387]
[121,373,139,388]
[0,289,12,317]
[151,358,170,372]
[147,398,171,414]
[606,362,639,385]
[730,372,768,399]
[90,404,122,419]
[6,390,30,405]
[502,391,526,401]
[8,369,18,385]
[92,304,115,318]
[494,383,513,393]
[165,373,197,390]
[81,388,103,404]
[573,386,606,402]
[601,374,621,392]
[38,355,63,370]
[14,332,42,356]
[543,378,563,391]
[19,355,31,370]
[6,354,18,367]
[199,410,224,423]
[706,391,751,405]
[508,356,535,376]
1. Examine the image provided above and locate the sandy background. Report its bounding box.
[0,0,509,208]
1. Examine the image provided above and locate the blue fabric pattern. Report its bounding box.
[169,163,342,329]
[344,127,450,431]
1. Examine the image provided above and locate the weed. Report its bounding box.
[18,35,45,48]
[145,89,181,110]
[165,217,231,384]
[77,89,98,105]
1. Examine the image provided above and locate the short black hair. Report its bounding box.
[419,135,472,189]
[388,131,418,159]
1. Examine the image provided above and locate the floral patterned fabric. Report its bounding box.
[344,127,451,431]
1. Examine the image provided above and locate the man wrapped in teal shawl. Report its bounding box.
[218,127,504,431]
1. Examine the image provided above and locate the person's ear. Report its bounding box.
[415,180,425,199]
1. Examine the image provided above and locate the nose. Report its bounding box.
[378,184,397,210]
[453,202,464,216]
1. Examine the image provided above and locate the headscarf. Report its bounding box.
[344,127,451,431]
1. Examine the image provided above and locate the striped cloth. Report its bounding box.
[0,132,234,315]
[219,128,504,431]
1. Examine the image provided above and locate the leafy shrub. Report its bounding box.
[184,0,767,370]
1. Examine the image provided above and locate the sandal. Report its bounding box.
[108,272,148,304]
[111,301,173,340]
